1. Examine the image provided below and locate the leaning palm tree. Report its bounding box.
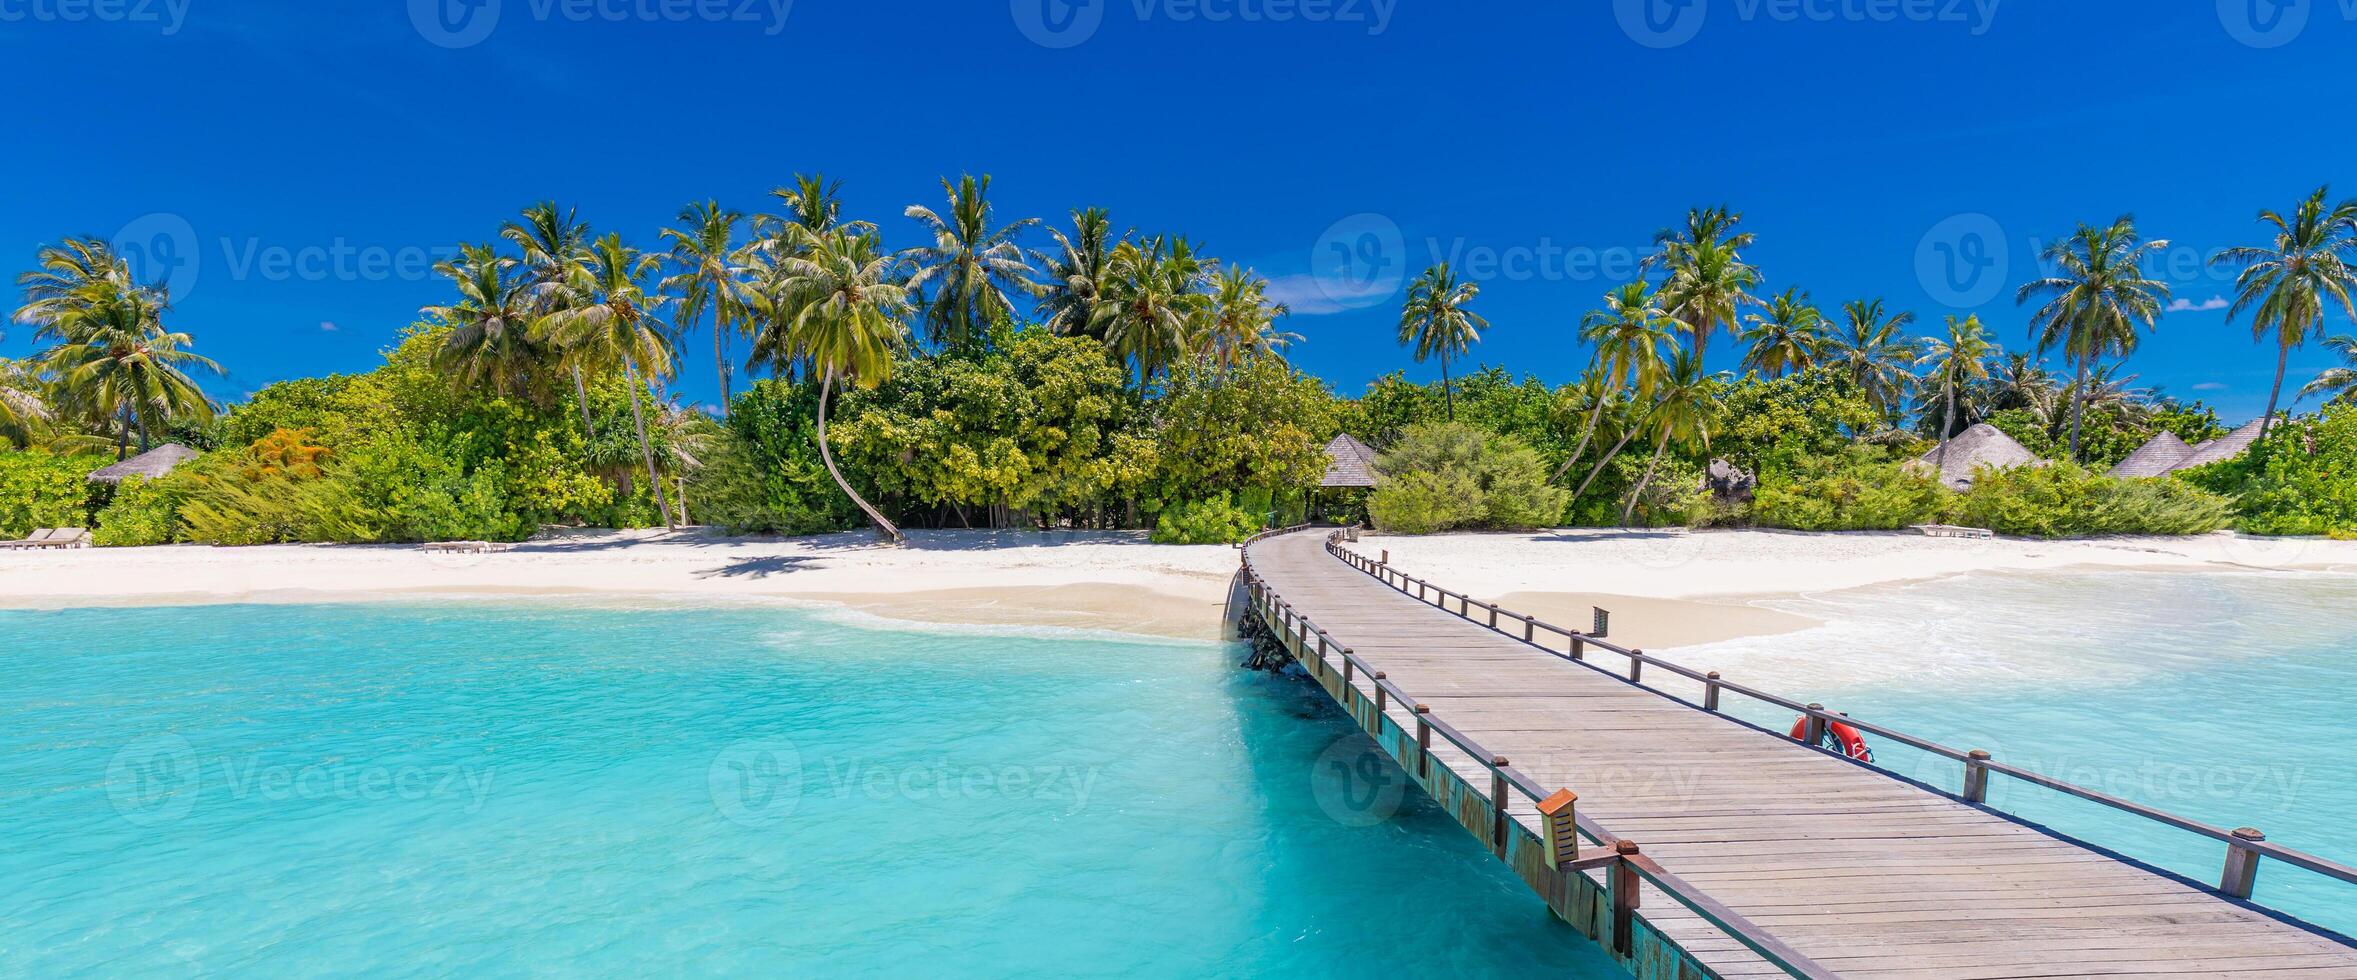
[1648,206,1759,363]
[1739,287,1828,378]
[1035,207,1122,339]
[1560,281,1677,483]
[42,287,220,458]
[1918,314,1998,470]
[14,238,132,336]
[2297,334,2357,406]
[503,202,599,437]
[2212,187,2357,443]
[1090,236,1210,382]
[1198,265,1297,373]
[752,225,912,544]
[1621,348,1715,526]
[901,174,1041,348]
[2017,216,2172,461]
[423,244,545,401]
[660,201,747,413]
[1397,263,1486,421]
[544,234,679,527]
[1826,299,1922,425]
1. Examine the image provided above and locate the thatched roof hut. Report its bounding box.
[1909,423,2043,491]
[2109,431,2195,479]
[1319,434,1379,489]
[2174,419,2269,470]
[86,443,200,484]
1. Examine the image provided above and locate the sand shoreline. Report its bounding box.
[5,527,2352,647]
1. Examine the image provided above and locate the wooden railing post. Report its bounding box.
[1570,633,1586,661]
[1373,673,1388,718]
[1487,604,1499,629]
[1611,840,1642,955]
[1963,749,1992,803]
[1627,650,1645,684]
[1489,757,1511,855]
[1521,616,1535,642]
[1703,671,1722,712]
[1538,790,1579,868]
[1414,705,1432,781]
[2222,827,2267,899]
[1802,704,1828,748]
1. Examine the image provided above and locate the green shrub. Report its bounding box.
[2178,406,2357,535]
[1151,493,1261,544]
[1953,463,2231,538]
[1366,423,1567,534]
[93,475,188,546]
[0,450,104,538]
[1752,459,1950,531]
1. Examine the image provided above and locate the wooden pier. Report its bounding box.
[1241,527,2357,979]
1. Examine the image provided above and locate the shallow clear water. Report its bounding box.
[0,602,1617,977]
[1674,569,2357,936]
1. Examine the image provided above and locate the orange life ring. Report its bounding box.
[1791,716,1873,762]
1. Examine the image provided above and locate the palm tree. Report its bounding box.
[14,238,130,335]
[901,174,1040,348]
[1918,314,1997,470]
[2018,216,2171,461]
[1649,206,1760,363]
[1621,348,1715,526]
[1090,236,1210,382]
[41,285,220,457]
[1739,287,1827,378]
[661,201,747,413]
[2212,187,2357,443]
[1397,263,1486,420]
[1036,207,1122,339]
[2297,334,2357,406]
[1826,299,1922,424]
[423,244,545,401]
[751,225,912,544]
[1560,281,1676,483]
[1198,265,1297,373]
[545,234,679,527]
[502,202,599,438]
[0,356,54,449]
[771,173,844,238]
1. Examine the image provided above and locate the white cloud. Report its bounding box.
[2192,382,2228,392]
[2167,296,2230,313]
[318,320,339,332]
[1263,273,1397,316]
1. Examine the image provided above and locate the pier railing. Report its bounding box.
[1319,531,2357,913]
[1239,527,1836,979]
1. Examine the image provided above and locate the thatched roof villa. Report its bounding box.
[86,444,200,485]
[2111,419,2271,479]
[1908,423,2044,491]
[1319,434,1379,489]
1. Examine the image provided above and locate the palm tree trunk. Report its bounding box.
[1572,426,1642,506]
[713,303,732,418]
[624,359,672,530]
[1441,350,1455,422]
[2261,341,2289,443]
[571,364,597,442]
[817,370,905,544]
[1552,393,1610,482]
[115,409,131,460]
[1620,431,1672,526]
[1936,380,1956,471]
[2067,355,2091,462]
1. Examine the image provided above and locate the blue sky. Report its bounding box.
[3,0,2351,422]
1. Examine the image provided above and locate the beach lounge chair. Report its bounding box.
[1912,523,1995,540]
[1,529,59,550]
[31,528,90,549]
[421,541,509,555]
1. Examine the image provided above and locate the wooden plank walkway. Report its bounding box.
[1244,530,2357,979]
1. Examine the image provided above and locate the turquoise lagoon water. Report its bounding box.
[0,602,1619,977]
[1673,569,2357,936]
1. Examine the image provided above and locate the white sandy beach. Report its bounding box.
[5,527,2355,645]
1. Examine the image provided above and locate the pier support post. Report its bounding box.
[1538,790,1579,867]
[1373,673,1388,719]
[1611,840,1642,956]
[1703,671,1722,712]
[1414,706,1432,781]
[1489,757,1511,856]
[1963,750,1992,803]
[2222,827,2267,899]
